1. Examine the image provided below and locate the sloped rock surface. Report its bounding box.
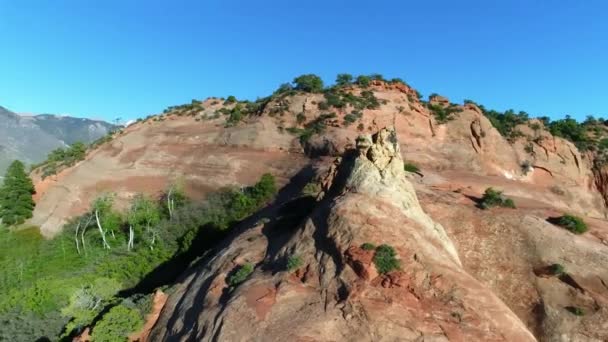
[150,128,536,341]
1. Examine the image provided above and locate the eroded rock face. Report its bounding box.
[31,83,607,236]
[150,128,536,341]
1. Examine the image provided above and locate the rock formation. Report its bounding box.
[149,128,537,341]
[30,83,607,237]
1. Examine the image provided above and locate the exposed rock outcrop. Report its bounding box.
[30,84,607,236]
[150,128,536,341]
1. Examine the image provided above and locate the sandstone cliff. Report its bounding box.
[30,82,607,236]
[149,128,538,341]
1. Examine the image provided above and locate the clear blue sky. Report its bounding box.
[1,0,606,122]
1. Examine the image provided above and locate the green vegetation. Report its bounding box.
[224,95,237,104]
[427,103,461,124]
[360,242,376,251]
[483,109,528,140]
[34,142,87,178]
[372,244,400,274]
[286,255,303,272]
[566,306,585,316]
[548,115,591,151]
[316,88,381,113]
[228,263,254,286]
[403,162,420,173]
[293,74,324,93]
[336,73,353,86]
[32,130,120,178]
[0,160,36,226]
[0,174,277,339]
[343,111,363,126]
[90,304,144,342]
[554,214,588,234]
[356,75,371,88]
[287,113,336,143]
[549,263,565,276]
[300,182,321,199]
[479,188,516,209]
[467,99,608,152]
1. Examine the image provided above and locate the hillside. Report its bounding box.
[0,106,115,175]
[31,77,607,236]
[4,75,608,341]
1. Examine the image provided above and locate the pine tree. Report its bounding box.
[0,160,36,226]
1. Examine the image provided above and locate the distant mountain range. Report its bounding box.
[0,105,116,176]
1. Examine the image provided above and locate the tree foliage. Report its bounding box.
[0,173,278,340]
[335,73,353,86]
[0,160,36,226]
[293,74,324,93]
[90,304,143,342]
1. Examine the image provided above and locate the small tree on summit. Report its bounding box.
[0,160,36,226]
[293,74,324,93]
[335,73,353,86]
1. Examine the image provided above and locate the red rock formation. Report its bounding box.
[149,129,537,341]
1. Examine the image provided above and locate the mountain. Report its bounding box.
[0,106,115,175]
[150,128,538,341]
[22,78,608,340]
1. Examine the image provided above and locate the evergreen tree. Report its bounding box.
[0,160,36,226]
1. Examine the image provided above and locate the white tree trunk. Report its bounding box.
[74,222,81,254]
[95,209,111,249]
[167,188,173,220]
[80,215,93,255]
[128,225,134,251]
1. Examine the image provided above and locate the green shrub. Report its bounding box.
[427,103,460,124]
[224,95,237,104]
[403,162,420,173]
[373,244,400,274]
[555,214,588,234]
[474,105,530,141]
[566,306,585,316]
[336,74,353,86]
[287,113,336,144]
[228,263,254,286]
[356,75,371,88]
[479,188,516,209]
[549,116,590,151]
[599,138,608,151]
[360,243,376,251]
[301,182,322,197]
[296,112,306,124]
[293,74,324,93]
[549,263,565,276]
[91,305,143,342]
[286,255,303,272]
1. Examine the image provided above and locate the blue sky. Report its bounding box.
[1,0,606,122]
